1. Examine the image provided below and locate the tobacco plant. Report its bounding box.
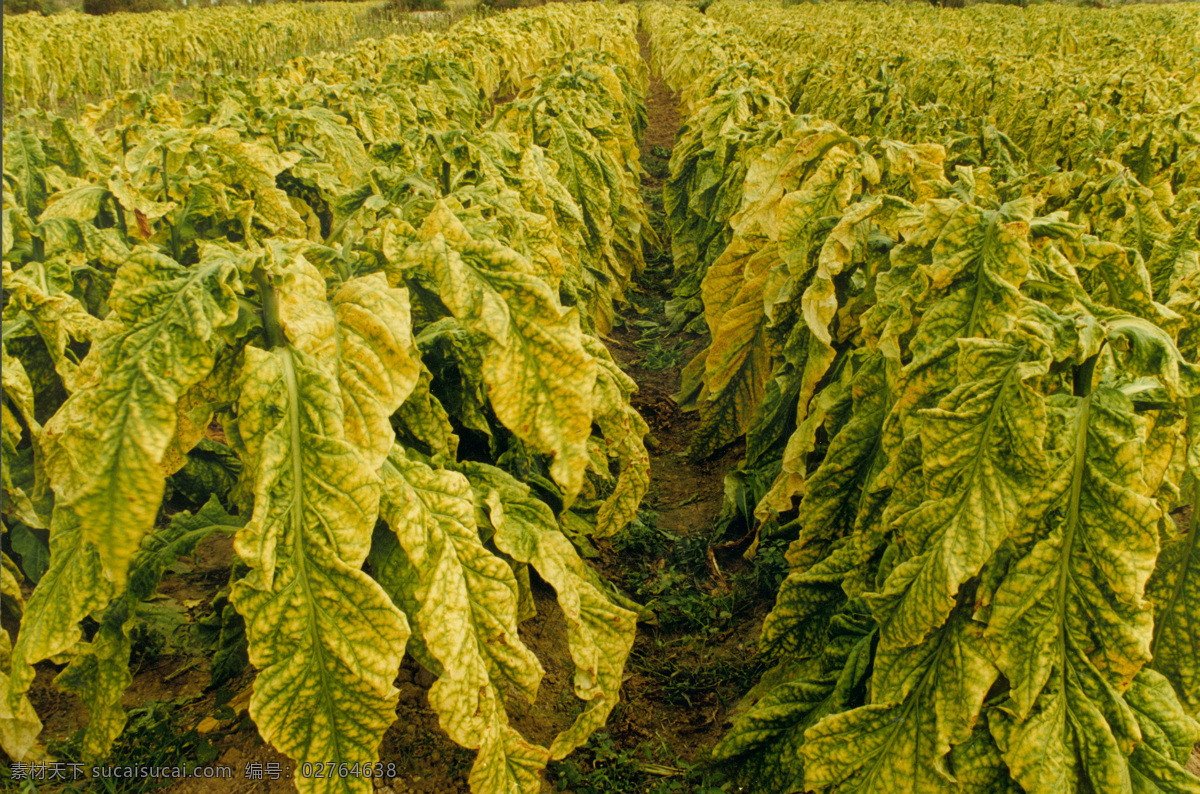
[1,6,651,793]
[642,3,1200,791]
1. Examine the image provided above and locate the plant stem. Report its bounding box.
[254,267,285,350]
[1073,350,1100,398]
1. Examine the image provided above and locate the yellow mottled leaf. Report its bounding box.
[3,259,102,393]
[464,462,636,760]
[868,340,1048,650]
[803,607,996,793]
[987,390,1161,793]
[376,450,547,792]
[231,346,408,794]
[40,249,241,586]
[6,507,111,751]
[581,336,649,537]
[399,202,596,503]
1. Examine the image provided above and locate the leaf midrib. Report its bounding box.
[282,345,346,766]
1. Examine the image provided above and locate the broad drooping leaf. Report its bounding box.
[685,125,874,460]
[1126,669,1200,790]
[0,343,49,531]
[462,462,636,760]
[580,336,649,538]
[2,259,102,391]
[758,355,888,659]
[685,238,779,460]
[4,508,108,759]
[266,106,373,190]
[713,611,874,794]
[3,129,49,220]
[54,498,246,760]
[801,605,998,793]
[38,248,242,586]
[867,339,1049,650]
[394,201,596,503]
[374,449,549,794]
[0,544,39,763]
[987,389,1161,794]
[1147,411,1200,715]
[229,254,414,794]
[295,270,421,471]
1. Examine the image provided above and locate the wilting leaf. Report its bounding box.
[40,249,242,585]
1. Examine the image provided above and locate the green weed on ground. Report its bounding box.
[548,732,731,794]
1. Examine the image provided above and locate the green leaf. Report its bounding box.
[393,366,459,463]
[947,715,1021,794]
[0,549,23,618]
[796,354,886,551]
[8,524,48,584]
[1146,203,1200,303]
[0,546,39,761]
[329,275,421,469]
[763,537,859,664]
[524,104,624,283]
[1082,240,1182,335]
[801,195,920,352]
[130,497,245,603]
[270,106,372,189]
[46,117,107,180]
[208,600,248,689]
[128,127,305,238]
[167,438,242,508]
[754,346,854,520]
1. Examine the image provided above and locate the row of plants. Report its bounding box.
[3,2,395,112]
[1,4,655,793]
[651,1,1200,461]
[642,2,1199,792]
[708,0,1200,188]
